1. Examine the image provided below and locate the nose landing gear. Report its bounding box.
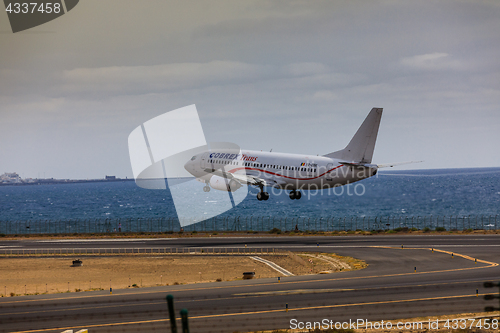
[256,184,269,201]
[203,181,211,192]
[289,190,301,200]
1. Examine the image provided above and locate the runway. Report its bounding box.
[1,235,499,332]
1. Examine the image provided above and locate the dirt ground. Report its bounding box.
[0,252,362,296]
[0,256,276,296]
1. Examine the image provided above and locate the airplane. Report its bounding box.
[184,108,417,201]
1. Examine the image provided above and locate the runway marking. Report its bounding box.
[371,246,498,266]
[232,278,494,297]
[250,256,294,276]
[0,247,497,306]
[0,300,165,317]
[10,318,169,333]
[35,239,175,243]
[190,293,488,318]
[2,279,490,317]
[9,293,489,333]
[253,243,500,247]
[234,288,354,296]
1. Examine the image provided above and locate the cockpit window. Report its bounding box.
[190,156,197,161]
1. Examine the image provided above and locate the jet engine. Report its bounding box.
[209,175,242,192]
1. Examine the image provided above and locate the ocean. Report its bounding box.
[1,168,499,233]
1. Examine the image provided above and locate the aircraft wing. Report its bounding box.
[376,161,423,168]
[203,168,272,187]
[340,161,423,169]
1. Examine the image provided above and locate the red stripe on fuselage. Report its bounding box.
[226,165,343,181]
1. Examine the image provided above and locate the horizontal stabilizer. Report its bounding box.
[376,161,423,168]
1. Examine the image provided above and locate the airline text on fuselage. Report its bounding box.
[209,152,239,159]
[209,153,259,162]
[241,154,258,161]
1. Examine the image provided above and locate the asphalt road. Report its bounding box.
[1,235,499,332]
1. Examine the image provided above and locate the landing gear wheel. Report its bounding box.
[203,186,210,192]
[257,191,269,201]
[289,191,301,200]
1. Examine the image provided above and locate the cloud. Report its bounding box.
[399,53,463,71]
[282,62,329,77]
[61,61,272,96]
[311,90,338,101]
[59,61,336,98]
[2,0,500,178]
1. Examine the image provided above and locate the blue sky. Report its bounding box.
[1,0,499,179]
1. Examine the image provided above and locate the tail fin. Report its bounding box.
[324,107,383,163]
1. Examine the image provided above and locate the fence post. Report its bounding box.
[180,308,189,333]
[166,295,178,333]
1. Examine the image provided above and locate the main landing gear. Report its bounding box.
[203,182,210,192]
[289,190,302,200]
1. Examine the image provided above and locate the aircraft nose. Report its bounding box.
[184,160,191,172]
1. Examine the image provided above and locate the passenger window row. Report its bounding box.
[208,159,317,173]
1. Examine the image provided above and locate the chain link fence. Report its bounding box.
[0,247,283,256]
[0,214,498,235]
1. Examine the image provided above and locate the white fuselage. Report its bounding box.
[184,149,377,191]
